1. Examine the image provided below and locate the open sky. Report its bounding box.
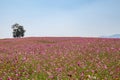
[0,0,120,38]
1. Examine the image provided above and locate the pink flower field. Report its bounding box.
[0,37,120,80]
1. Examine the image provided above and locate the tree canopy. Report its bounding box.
[12,23,25,38]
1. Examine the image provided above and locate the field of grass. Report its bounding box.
[0,37,120,80]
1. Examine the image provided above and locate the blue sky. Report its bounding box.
[0,0,120,38]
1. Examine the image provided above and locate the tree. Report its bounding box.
[12,23,26,38]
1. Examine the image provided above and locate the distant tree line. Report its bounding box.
[12,23,25,38]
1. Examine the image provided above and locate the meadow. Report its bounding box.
[0,37,120,80]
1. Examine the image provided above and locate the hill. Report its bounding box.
[101,34,120,38]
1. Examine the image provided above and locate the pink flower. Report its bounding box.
[48,75,54,79]
[77,61,81,66]
[104,65,107,69]
[7,77,12,80]
[22,57,27,61]
[16,74,19,76]
[81,72,84,76]
[91,70,95,73]
[56,68,62,72]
